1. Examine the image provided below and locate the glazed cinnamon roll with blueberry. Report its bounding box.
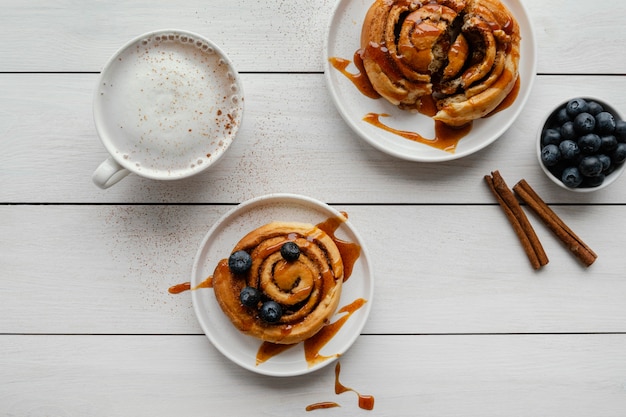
[212,221,344,345]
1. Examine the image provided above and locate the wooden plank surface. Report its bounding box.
[3,334,626,416]
[2,0,626,415]
[2,204,624,335]
[0,0,624,74]
[1,73,625,204]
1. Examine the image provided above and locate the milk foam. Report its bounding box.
[94,31,243,177]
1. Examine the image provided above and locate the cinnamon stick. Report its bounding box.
[513,179,597,267]
[484,171,549,269]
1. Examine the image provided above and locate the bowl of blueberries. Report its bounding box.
[538,97,626,191]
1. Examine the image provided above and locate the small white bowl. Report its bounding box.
[537,97,625,192]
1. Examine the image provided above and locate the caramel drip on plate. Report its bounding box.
[485,76,521,118]
[330,52,475,153]
[329,50,380,99]
[363,112,471,153]
[330,53,474,153]
[417,93,438,117]
[256,342,298,366]
[256,298,367,367]
[303,298,366,367]
[316,213,361,282]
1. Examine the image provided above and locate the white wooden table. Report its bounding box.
[2,1,626,415]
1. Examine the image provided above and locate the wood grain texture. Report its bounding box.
[1,74,625,204]
[2,334,626,416]
[1,204,624,335]
[0,0,624,74]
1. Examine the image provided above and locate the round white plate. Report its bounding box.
[190,194,374,377]
[323,0,537,162]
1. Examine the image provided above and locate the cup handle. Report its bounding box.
[92,156,130,189]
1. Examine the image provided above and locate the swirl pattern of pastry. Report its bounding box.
[360,0,521,126]
[213,221,345,345]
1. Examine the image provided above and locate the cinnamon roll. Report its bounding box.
[360,0,521,126]
[212,221,344,345]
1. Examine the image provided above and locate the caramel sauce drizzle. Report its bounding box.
[305,401,340,411]
[485,76,520,118]
[418,93,438,117]
[329,48,520,153]
[328,50,380,100]
[303,298,366,367]
[329,54,472,153]
[256,298,367,367]
[305,361,375,412]
[255,342,297,366]
[334,362,375,410]
[167,276,213,294]
[363,112,470,153]
[315,212,361,282]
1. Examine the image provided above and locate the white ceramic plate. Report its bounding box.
[323,0,537,162]
[190,194,374,377]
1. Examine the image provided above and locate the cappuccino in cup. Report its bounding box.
[92,29,243,189]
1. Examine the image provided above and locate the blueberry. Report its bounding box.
[595,111,616,134]
[559,139,580,160]
[600,135,618,152]
[556,107,571,124]
[561,166,583,188]
[583,173,605,188]
[578,155,603,177]
[547,160,566,178]
[541,144,561,167]
[611,143,626,165]
[586,101,604,115]
[228,250,252,274]
[239,286,261,307]
[604,164,617,176]
[573,112,596,134]
[259,301,282,323]
[578,133,601,154]
[597,154,611,172]
[614,120,626,142]
[560,121,577,140]
[541,128,561,146]
[280,241,300,261]
[566,98,589,118]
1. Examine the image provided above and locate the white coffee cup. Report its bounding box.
[92,29,244,189]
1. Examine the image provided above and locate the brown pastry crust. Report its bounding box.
[213,221,344,345]
[360,0,521,126]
